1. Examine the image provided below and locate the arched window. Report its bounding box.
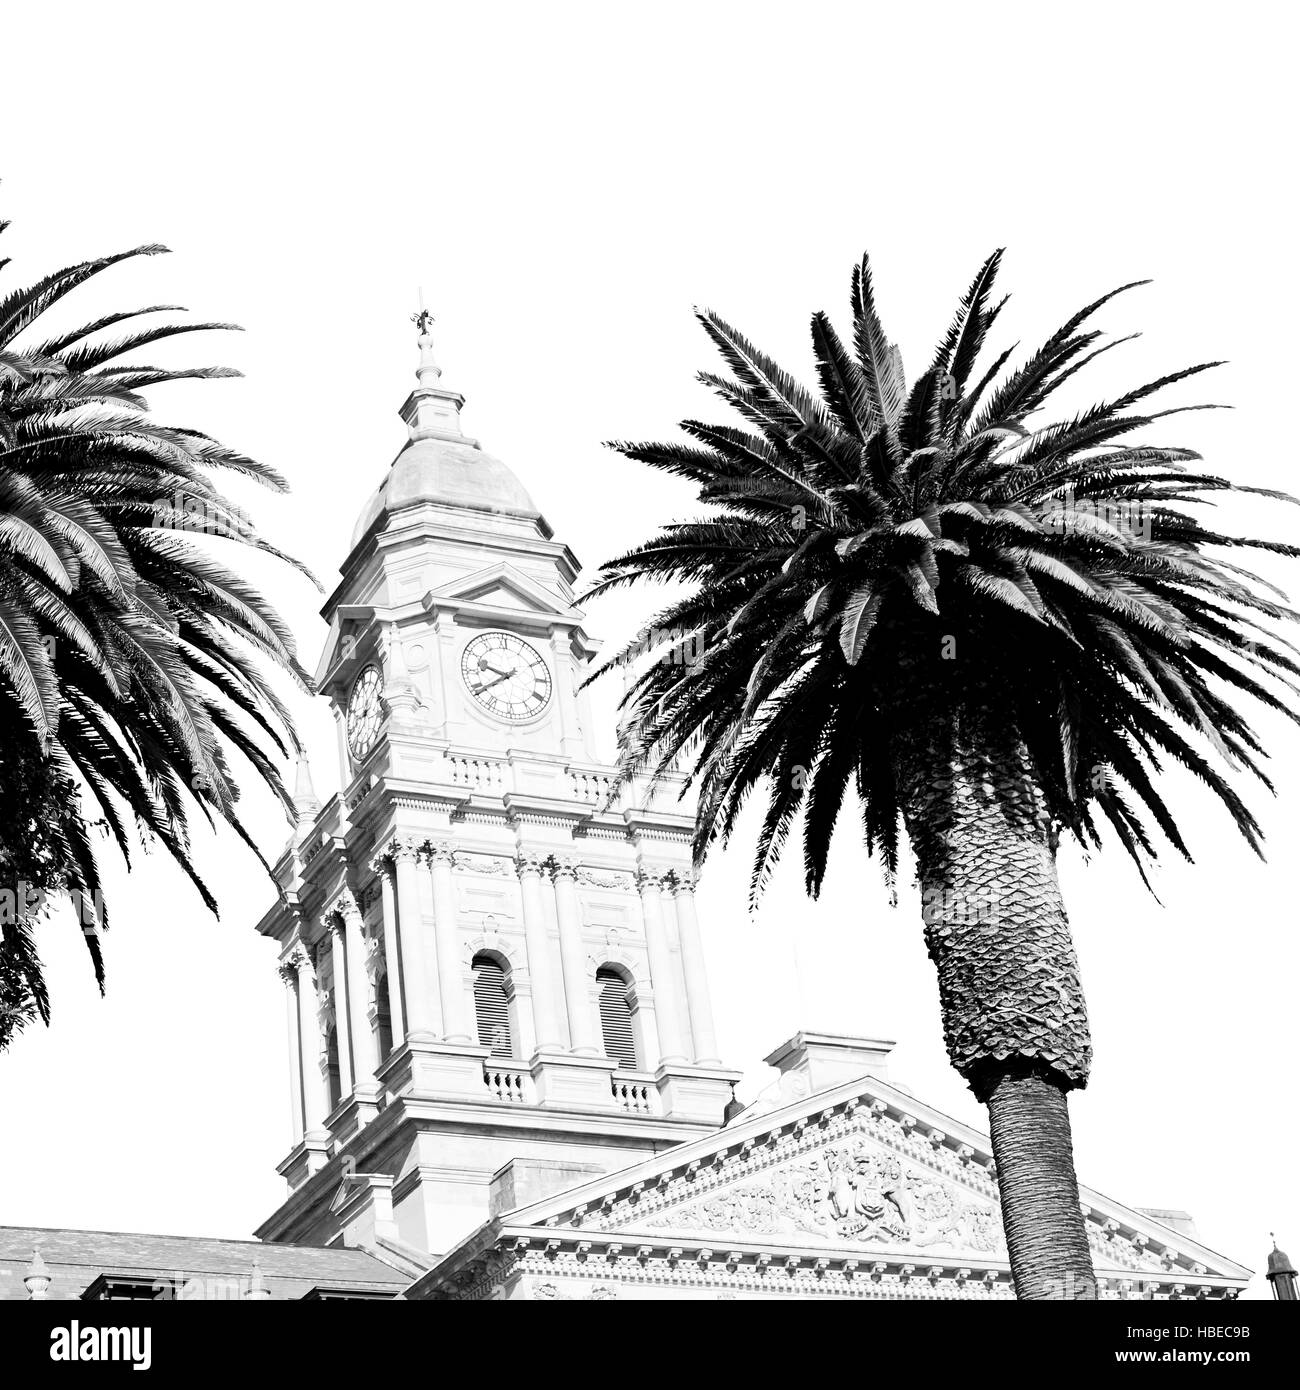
[473,954,515,1058]
[597,966,639,1070]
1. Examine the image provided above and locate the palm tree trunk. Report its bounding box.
[984,1063,1096,1298]
[894,705,1098,1300]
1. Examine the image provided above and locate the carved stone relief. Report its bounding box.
[629,1133,1003,1257]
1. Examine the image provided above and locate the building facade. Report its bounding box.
[242,322,1250,1299]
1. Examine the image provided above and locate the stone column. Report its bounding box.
[517,852,562,1052]
[370,854,406,1044]
[426,839,473,1043]
[668,874,721,1066]
[637,868,688,1065]
[331,704,351,798]
[340,891,380,1089]
[291,942,333,1136]
[550,857,599,1054]
[326,914,355,1095]
[391,837,441,1038]
[279,957,304,1144]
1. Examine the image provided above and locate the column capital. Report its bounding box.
[368,847,395,877]
[664,869,699,896]
[387,835,424,866]
[423,837,456,867]
[283,938,314,977]
[322,888,363,934]
[516,850,548,880]
[634,865,673,893]
[548,855,580,882]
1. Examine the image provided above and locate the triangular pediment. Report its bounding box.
[425,562,575,620]
[500,1073,1250,1286]
[313,604,379,687]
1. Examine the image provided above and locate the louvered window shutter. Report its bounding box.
[473,956,514,1058]
[597,968,638,1070]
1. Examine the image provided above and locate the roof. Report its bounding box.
[0,1225,410,1301]
[350,436,541,548]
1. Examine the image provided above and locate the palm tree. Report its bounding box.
[588,252,1299,1299]
[0,227,315,1034]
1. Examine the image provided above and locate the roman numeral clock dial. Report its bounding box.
[345,664,384,759]
[461,632,552,722]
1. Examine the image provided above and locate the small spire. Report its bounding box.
[244,1257,272,1300]
[24,1247,51,1300]
[293,752,321,823]
[1267,1232,1298,1300]
[399,289,475,447]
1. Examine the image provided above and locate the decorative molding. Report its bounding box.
[452,851,514,878]
[576,866,635,892]
[462,932,524,972]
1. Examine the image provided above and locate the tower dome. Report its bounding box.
[349,305,542,549]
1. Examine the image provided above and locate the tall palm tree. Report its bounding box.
[588,252,1299,1299]
[0,227,315,1035]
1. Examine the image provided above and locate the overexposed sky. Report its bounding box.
[0,1,1295,1297]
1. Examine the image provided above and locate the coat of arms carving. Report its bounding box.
[640,1134,1003,1255]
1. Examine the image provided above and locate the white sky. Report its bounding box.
[0,1,1295,1298]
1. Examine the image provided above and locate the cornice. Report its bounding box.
[415,1226,1242,1301]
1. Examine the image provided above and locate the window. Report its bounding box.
[597,967,638,1070]
[472,954,514,1058]
[82,1275,174,1301]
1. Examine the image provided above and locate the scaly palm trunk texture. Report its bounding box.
[895,714,1098,1300]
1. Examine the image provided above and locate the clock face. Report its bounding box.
[461,632,552,722]
[346,665,384,758]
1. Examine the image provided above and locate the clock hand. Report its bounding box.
[477,669,514,692]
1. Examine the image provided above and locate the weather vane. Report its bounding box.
[411,287,434,337]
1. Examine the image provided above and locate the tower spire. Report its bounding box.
[400,290,475,447]
[292,751,321,835]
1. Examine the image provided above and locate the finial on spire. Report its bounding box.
[409,287,442,389]
[411,286,434,339]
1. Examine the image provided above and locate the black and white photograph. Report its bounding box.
[0,0,1293,1368]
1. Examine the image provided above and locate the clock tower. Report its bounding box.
[254,314,740,1260]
